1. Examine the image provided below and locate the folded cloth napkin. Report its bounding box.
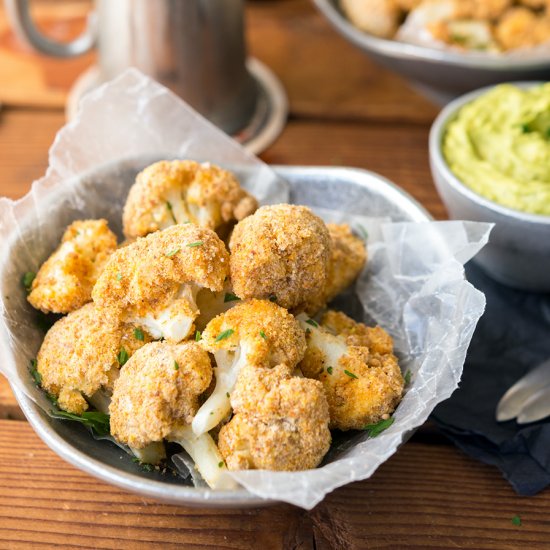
[432,262,550,496]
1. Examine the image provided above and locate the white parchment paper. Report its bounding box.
[0,69,491,509]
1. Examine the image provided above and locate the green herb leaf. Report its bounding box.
[117,347,129,367]
[511,515,522,527]
[174,361,179,371]
[356,225,369,241]
[186,241,204,248]
[224,292,240,303]
[165,247,181,257]
[363,417,394,438]
[305,328,311,335]
[259,330,267,340]
[268,294,277,302]
[21,271,36,292]
[344,369,358,379]
[51,410,110,437]
[306,319,318,328]
[218,461,224,468]
[116,272,123,281]
[226,392,230,398]
[215,329,234,342]
[29,358,41,385]
[327,366,333,375]
[166,201,177,223]
[134,328,145,341]
[195,330,202,341]
[520,123,531,134]
[404,369,412,386]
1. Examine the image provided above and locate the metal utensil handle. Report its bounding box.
[4,0,96,57]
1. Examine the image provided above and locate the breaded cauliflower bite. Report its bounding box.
[92,224,229,342]
[298,311,404,431]
[109,341,234,488]
[192,299,307,435]
[122,160,258,239]
[218,365,331,471]
[28,219,117,314]
[36,303,149,415]
[340,0,401,38]
[229,204,332,313]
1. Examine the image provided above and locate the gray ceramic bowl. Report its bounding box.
[430,83,550,292]
[313,0,550,104]
[5,162,430,508]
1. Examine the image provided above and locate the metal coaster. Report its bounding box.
[66,58,288,155]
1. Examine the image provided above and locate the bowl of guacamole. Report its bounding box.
[430,82,550,292]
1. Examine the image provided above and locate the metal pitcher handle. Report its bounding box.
[4,0,96,57]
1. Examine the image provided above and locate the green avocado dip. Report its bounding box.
[443,83,550,216]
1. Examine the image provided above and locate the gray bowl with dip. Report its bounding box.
[430,82,550,292]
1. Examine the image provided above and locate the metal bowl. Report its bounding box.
[5,162,430,508]
[313,0,550,104]
[430,83,550,292]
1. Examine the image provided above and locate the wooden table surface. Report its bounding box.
[0,1,549,548]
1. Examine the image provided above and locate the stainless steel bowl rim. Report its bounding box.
[314,0,550,70]
[430,82,550,226]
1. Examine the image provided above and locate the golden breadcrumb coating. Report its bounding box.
[299,311,404,431]
[452,0,511,20]
[323,223,367,305]
[36,303,148,415]
[109,341,212,449]
[92,224,229,340]
[495,7,550,50]
[229,204,331,312]
[122,160,258,239]
[200,299,306,368]
[28,219,117,314]
[218,365,331,471]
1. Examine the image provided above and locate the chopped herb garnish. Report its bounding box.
[165,247,181,257]
[215,329,234,342]
[344,370,358,379]
[134,328,145,341]
[224,292,240,303]
[218,461,224,468]
[327,366,333,375]
[22,271,36,292]
[356,225,369,241]
[187,241,204,248]
[166,201,177,223]
[305,328,311,335]
[404,369,412,386]
[116,272,123,281]
[268,294,277,302]
[117,347,129,366]
[131,456,140,463]
[511,515,522,526]
[174,361,179,371]
[363,417,394,438]
[29,358,41,385]
[520,123,531,134]
[51,410,110,437]
[195,330,202,341]
[305,319,318,328]
[141,463,154,472]
[226,392,230,398]
[259,330,267,339]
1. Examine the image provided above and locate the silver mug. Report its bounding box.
[5,0,258,134]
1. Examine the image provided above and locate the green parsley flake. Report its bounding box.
[344,369,358,379]
[134,328,144,341]
[174,361,179,371]
[511,515,522,527]
[268,294,277,302]
[195,330,202,341]
[165,247,181,257]
[51,410,111,437]
[259,330,267,340]
[363,417,395,438]
[29,358,41,385]
[404,369,412,386]
[166,201,177,223]
[117,347,129,366]
[218,461,224,468]
[327,366,333,375]
[187,241,204,248]
[22,271,36,292]
[305,319,318,328]
[116,273,123,281]
[215,329,234,342]
[226,392,230,398]
[224,292,240,303]
[356,224,369,241]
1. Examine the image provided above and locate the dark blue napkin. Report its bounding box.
[431,262,550,496]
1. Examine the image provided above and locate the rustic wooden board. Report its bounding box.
[0,420,547,549]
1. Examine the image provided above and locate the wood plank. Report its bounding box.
[0,420,548,549]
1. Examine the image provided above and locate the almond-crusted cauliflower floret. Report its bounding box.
[323,223,367,305]
[109,341,233,488]
[192,299,306,436]
[218,365,331,471]
[298,311,404,431]
[495,7,550,50]
[92,224,229,343]
[28,219,117,314]
[229,204,332,313]
[36,303,148,415]
[122,160,258,239]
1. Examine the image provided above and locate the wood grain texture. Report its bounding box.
[0,420,548,550]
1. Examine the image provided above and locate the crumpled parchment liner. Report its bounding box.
[0,69,492,510]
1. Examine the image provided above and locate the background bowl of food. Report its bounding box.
[314,0,550,104]
[430,81,550,292]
